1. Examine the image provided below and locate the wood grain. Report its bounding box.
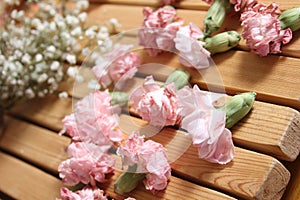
[0,117,236,200]
[87,4,300,58]
[0,152,63,200]
[0,116,70,173]
[90,0,300,11]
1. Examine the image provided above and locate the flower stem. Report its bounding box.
[279,7,300,32]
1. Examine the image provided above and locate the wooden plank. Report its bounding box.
[87,4,300,58]
[0,118,236,200]
[0,152,63,200]
[90,0,300,11]
[0,116,70,173]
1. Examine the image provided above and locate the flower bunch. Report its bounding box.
[115,133,171,194]
[57,187,108,200]
[0,0,120,111]
[138,6,241,69]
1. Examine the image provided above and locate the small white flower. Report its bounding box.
[76,0,89,10]
[37,73,48,83]
[58,91,68,99]
[65,54,76,64]
[71,27,82,37]
[67,66,79,77]
[66,15,80,26]
[50,61,60,71]
[109,18,121,28]
[47,45,56,53]
[21,54,31,65]
[88,79,101,90]
[35,54,43,62]
[37,91,45,97]
[78,12,87,22]
[0,55,5,65]
[85,26,98,39]
[25,88,35,99]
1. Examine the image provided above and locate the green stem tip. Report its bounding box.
[165,69,190,90]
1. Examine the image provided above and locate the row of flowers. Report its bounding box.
[161,0,300,56]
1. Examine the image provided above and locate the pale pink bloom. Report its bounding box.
[124,198,136,200]
[57,186,107,200]
[138,7,183,56]
[230,0,257,12]
[58,142,115,186]
[92,44,141,89]
[174,23,210,69]
[117,133,171,193]
[177,85,235,164]
[60,91,123,146]
[129,76,180,127]
[240,3,292,56]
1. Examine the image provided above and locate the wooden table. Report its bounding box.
[1,1,300,199]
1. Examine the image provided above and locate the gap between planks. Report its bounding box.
[0,114,290,199]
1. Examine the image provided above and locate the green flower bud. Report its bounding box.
[204,31,241,55]
[204,0,233,37]
[165,69,190,90]
[114,165,146,195]
[221,92,256,129]
[279,7,300,32]
[110,91,129,106]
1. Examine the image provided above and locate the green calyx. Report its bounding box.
[165,69,190,90]
[204,31,241,55]
[110,91,129,106]
[279,7,300,32]
[204,0,233,37]
[220,92,256,129]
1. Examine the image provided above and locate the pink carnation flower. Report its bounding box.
[92,44,141,89]
[57,187,107,200]
[174,23,211,69]
[58,142,115,186]
[177,85,235,164]
[230,0,257,12]
[240,3,292,56]
[129,76,180,127]
[138,7,183,56]
[117,133,171,194]
[60,91,123,146]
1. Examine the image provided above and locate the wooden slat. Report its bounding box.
[87,4,300,58]
[0,152,63,200]
[0,116,70,173]
[90,0,300,11]
[0,117,236,200]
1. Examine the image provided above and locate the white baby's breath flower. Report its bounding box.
[37,73,48,83]
[71,27,82,37]
[47,45,56,53]
[25,88,35,99]
[35,54,43,62]
[67,66,79,77]
[78,12,87,22]
[81,47,90,56]
[58,91,69,99]
[109,18,122,28]
[65,54,76,64]
[21,54,31,65]
[88,79,101,90]
[50,61,60,71]
[76,0,89,11]
[4,0,20,6]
